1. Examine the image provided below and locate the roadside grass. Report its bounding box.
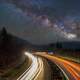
[60,56,80,63]
[1,57,32,80]
[56,50,80,63]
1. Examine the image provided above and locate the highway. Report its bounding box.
[17,52,80,80]
[17,52,51,80]
[17,52,43,80]
[35,52,80,80]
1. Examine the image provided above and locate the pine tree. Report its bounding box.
[1,27,7,37]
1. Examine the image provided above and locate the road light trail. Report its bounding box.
[17,52,44,80]
[35,53,80,80]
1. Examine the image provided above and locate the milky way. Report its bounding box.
[0,0,80,45]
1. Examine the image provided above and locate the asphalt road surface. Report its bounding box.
[35,52,80,80]
[17,52,51,80]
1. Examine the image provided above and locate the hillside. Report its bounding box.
[0,28,27,73]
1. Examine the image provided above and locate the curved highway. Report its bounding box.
[17,52,51,80]
[35,52,80,80]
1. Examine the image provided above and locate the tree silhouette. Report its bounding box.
[1,27,7,38]
[56,42,62,48]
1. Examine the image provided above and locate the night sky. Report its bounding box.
[0,0,80,45]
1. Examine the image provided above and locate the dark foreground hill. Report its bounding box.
[0,28,27,72]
